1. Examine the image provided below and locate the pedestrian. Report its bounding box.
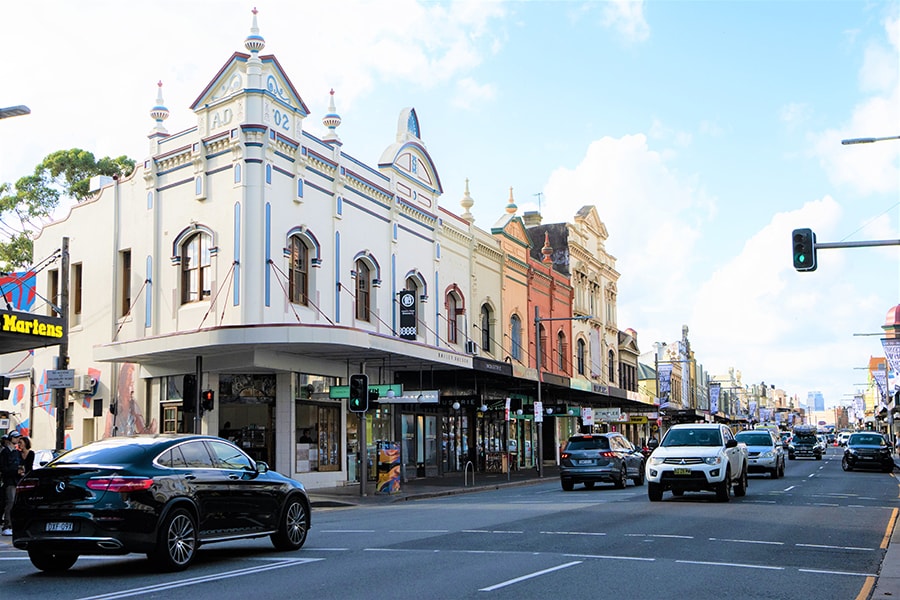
[1,431,23,535]
[0,435,8,528]
[17,435,34,478]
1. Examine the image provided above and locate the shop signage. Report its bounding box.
[591,383,609,395]
[594,407,621,421]
[47,369,75,389]
[376,390,439,404]
[0,309,66,354]
[541,372,570,387]
[473,356,512,376]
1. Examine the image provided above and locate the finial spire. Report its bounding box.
[542,232,553,263]
[460,178,475,223]
[245,7,265,71]
[322,88,342,144]
[505,186,517,214]
[149,80,169,135]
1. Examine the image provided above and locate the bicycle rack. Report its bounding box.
[464,460,475,487]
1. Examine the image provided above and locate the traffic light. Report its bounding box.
[0,376,10,400]
[349,374,368,412]
[182,374,197,412]
[200,389,214,412]
[791,228,817,271]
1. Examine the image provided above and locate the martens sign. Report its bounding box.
[0,309,65,354]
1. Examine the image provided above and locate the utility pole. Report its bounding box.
[55,237,69,452]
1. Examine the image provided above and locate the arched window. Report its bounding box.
[355,259,370,321]
[480,304,492,354]
[289,236,308,306]
[608,349,616,384]
[510,315,522,361]
[181,232,212,304]
[577,339,586,375]
[446,292,460,344]
[557,331,567,371]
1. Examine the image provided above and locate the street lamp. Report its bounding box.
[534,306,592,478]
[841,135,900,145]
[0,105,30,119]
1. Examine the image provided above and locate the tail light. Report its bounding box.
[599,451,616,458]
[561,452,570,459]
[16,478,38,492]
[86,477,154,493]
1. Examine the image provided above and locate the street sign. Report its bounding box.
[534,401,543,423]
[330,383,402,399]
[582,407,594,426]
[46,369,75,389]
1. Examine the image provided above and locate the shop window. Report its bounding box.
[480,304,493,354]
[355,259,370,321]
[577,339,586,375]
[72,262,82,326]
[120,250,132,317]
[557,331,567,371]
[162,404,183,433]
[446,292,459,344]
[294,400,341,472]
[608,349,616,384]
[289,236,309,306]
[510,314,522,361]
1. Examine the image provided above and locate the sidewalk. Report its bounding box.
[870,457,900,599]
[307,464,558,507]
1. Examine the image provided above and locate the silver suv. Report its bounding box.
[735,429,785,478]
[559,432,645,491]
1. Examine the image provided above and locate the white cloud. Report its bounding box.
[600,0,650,43]
[452,78,497,110]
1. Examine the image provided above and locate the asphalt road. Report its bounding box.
[1,446,897,599]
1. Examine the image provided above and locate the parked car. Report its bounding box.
[559,432,645,491]
[837,431,853,447]
[841,432,895,473]
[735,429,785,478]
[11,434,311,573]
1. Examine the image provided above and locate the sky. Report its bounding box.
[1,1,898,412]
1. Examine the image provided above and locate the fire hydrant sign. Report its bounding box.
[47,369,75,389]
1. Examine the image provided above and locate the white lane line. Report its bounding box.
[565,553,655,562]
[708,537,784,546]
[796,543,874,551]
[542,531,606,537]
[624,533,693,539]
[319,529,375,533]
[799,568,875,577]
[461,530,523,534]
[784,486,797,491]
[676,560,783,571]
[75,558,321,600]
[813,503,840,507]
[478,561,582,591]
[387,529,450,533]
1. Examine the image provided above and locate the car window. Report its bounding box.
[851,434,886,446]
[207,440,255,470]
[662,429,722,447]
[735,433,773,446]
[178,441,215,468]
[156,446,190,468]
[566,437,610,451]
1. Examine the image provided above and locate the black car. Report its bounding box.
[559,432,645,491]
[11,434,311,573]
[841,432,895,473]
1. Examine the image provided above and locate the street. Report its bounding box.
[1,446,897,599]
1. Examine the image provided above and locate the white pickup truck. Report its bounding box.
[645,423,748,502]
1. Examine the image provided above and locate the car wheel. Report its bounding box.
[271,495,309,551]
[770,465,779,479]
[715,469,731,502]
[788,454,795,460]
[614,465,627,489]
[632,462,645,486]
[841,456,852,471]
[778,460,785,478]
[150,507,197,571]
[648,482,663,502]
[734,467,748,497]
[28,549,78,572]
[561,478,574,491]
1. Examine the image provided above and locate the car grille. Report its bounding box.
[661,457,704,465]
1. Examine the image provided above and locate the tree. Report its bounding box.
[0,149,134,268]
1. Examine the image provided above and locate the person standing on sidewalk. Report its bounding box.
[0,431,23,535]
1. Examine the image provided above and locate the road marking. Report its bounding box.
[541,531,606,537]
[319,529,375,533]
[676,560,783,570]
[461,530,523,534]
[624,533,693,539]
[799,568,874,577]
[75,558,321,600]
[813,503,840,507]
[784,485,796,491]
[479,561,582,591]
[565,553,655,562]
[388,529,450,533]
[795,544,874,551]
[708,537,783,545]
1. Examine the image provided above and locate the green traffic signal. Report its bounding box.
[349,373,369,412]
[791,228,817,271]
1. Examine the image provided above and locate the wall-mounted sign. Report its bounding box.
[398,290,417,340]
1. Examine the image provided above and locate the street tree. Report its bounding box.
[0,149,134,268]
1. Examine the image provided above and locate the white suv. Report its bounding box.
[646,423,748,502]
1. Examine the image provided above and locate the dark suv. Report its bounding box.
[560,432,645,491]
[788,427,822,460]
[841,432,895,473]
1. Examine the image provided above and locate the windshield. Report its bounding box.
[735,433,773,446]
[849,434,886,447]
[661,428,722,447]
[565,437,611,451]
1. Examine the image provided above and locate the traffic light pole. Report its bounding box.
[55,237,69,452]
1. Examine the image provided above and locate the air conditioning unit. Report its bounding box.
[75,374,96,393]
[465,340,478,355]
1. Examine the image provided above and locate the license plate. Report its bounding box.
[673,468,691,475]
[577,459,593,465]
[861,456,874,460]
[45,522,73,532]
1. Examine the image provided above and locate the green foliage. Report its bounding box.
[0,149,134,269]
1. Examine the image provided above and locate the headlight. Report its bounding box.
[704,456,723,465]
[649,456,665,466]
[788,444,795,450]
[760,451,774,458]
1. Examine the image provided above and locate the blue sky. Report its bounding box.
[1,1,898,411]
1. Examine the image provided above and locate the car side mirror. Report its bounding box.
[725,439,738,448]
[256,461,269,474]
